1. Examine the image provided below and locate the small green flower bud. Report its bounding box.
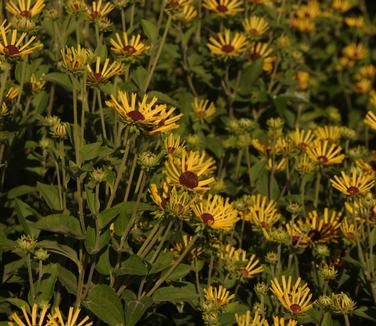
[138,151,160,170]
[17,235,37,252]
[34,248,50,261]
[254,282,269,296]
[319,264,338,280]
[314,244,330,257]
[266,251,279,264]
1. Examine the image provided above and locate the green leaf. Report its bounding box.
[0,232,16,250]
[34,214,84,239]
[84,285,125,326]
[132,66,148,90]
[57,264,77,295]
[36,263,58,304]
[38,240,80,268]
[7,185,36,199]
[164,263,191,281]
[79,142,111,163]
[141,19,158,42]
[125,297,152,326]
[36,182,61,211]
[238,60,264,95]
[321,312,334,326]
[353,307,376,321]
[85,226,110,255]
[45,72,73,90]
[118,255,148,276]
[149,251,174,274]
[152,282,197,303]
[96,248,112,275]
[14,199,38,236]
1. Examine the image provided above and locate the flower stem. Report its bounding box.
[26,253,35,304]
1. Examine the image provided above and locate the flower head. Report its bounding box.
[0,29,42,59]
[330,292,356,314]
[87,57,122,85]
[110,32,149,61]
[192,98,216,120]
[48,306,93,325]
[365,111,376,131]
[164,149,216,191]
[243,16,269,37]
[9,304,49,326]
[60,45,91,72]
[248,42,275,72]
[235,310,268,326]
[270,276,313,315]
[306,140,345,166]
[106,91,183,135]
[207,29,248,60]
[192,194,238,230]
[330,168,375,196]
[203,0,243,16]
[6,0,45,18]
[204,285,235,306]
[86,0,114,21]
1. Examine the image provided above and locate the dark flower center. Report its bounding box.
[298,142,308,150]
[238,267,249,277]
[250,53,262,61]
[94,73,102,80]
[222,44,234,53]
[347,186,360,195]
[168,146,176,154]
[179,171,199,189]
[216,5,228,13]
[161,197,169,209]
[250,28,259,36]
[290,303,302,314]
[317,155,329,164]
[127,110,145,121]
[201,213,215,225]
[5,45,20,56]
[91,11,99,18]
[123,45,136,54]
[20,10,31,17]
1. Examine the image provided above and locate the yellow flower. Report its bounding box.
[204,285,235,305]
[192,98,216,120]
[173,4,197,23]
[345,16,364,29]
[301,208,342,244]
[171,234,203,258]
[306,140,345,166]
[242,194,281,228]
[0,20,11,34]
[235,310,268,326]
[5,85,21,102]
[345,195,376,226]
[342,43,367,61]
[267,157,287,173]
[221,245,264,279]
[251,137,288,156]
[207,29,248,60]
[9,304,49,326]
[48,306,92,326]
[203,0,243,16]
[295,155,315,174]
[295,71,310,91]
[87,57,122,85]
[86,0,114,20]
[272,316,297,326]
[6,0,45,18]
[270,276,313,315]
[60,45,91,72]
[314,125,341,143]
[0,29,42,58]
[353,79,372,94]
[66,0,88,15]
[290,18,315,33]
[106,91,183,135]
[164,149,216,191]
[29,73,46,92]
[330,168,375,196]
[340,218,357,241]
[164,133,185,155]
[248,42,275,72]
[166,0,192,10]
[192,194,238,230]
[365,111,376,131]
[332,0,353,13]
[110,32,149,60]
[243,16,269,37]
[289,129,314,151]
[357,65,375,80]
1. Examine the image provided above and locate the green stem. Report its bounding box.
[26,253,35,304]
[142,15,172,93]
[145,234,200,297]
[314,170,321,209]
[344,314,350,326]
[96,89,108,141]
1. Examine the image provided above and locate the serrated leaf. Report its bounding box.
[34,214,84,239]
[84,285,124,326]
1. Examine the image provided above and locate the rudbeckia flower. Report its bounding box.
[243,16,269,37]
[5,0,45,18]
[106,91,183,135]
[306,140,345,166]
[86,57,122,85]
[60,45,91,72]
[207,29,248,60]
[110,32,149,60]
[192,194,238,230]
[314,125,341,143]
[204,285,235,305]
[203,0,243,16]
[342,43,367,61]
[164,149,216,191]
[235,310,268,326]
[48,306,93,325]
[248,42,275,72]
[0,29,42,58]
[332,0,353,13]
[330,168,375,196]
[163,133,185,155]
[86,0,114,20]
[192,98,216,120]
[272,316,298,326]
[270,276,313,315]
[365,111,376,131]
[9,304,49,326]
[289,129,314,151]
